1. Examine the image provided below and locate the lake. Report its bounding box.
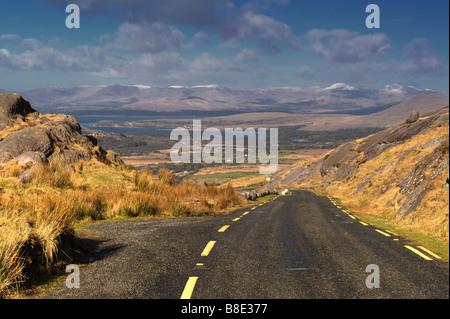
[75,115,183,134]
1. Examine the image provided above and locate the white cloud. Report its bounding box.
[234,48,259,63]
[242,0,290,12]
[0,39,126,78]
[1,34,22,41]
[193,31,210,43]
[113,22,185,53]
[191,53,223,72]
[132,51,186,70]
[1,33,42,49]
[236,11,299,53]
[191,50,260,73]
[304,29,391,63]
[48,0,221,28]
[238,12,291,41]
[399,38,443,74]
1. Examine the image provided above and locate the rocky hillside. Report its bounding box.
[0,93,124,169]
[271,107,449,240]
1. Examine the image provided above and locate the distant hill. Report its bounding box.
[197,92,449,132]
[271,107,449,241]
[352,93,450,128]
[288,93,449,131]
[8,83,442,116]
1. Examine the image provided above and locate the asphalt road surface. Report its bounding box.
[42,190,449,299]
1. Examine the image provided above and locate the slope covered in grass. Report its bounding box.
[272,107,449,248]
[0,161,244,297]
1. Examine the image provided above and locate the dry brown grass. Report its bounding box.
[318,120,449,242]
[0,205,30,295]
[0,159,246,297]
[0,113,62,140]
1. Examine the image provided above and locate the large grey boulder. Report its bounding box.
[0,127,54,163]
[14,151,48,165]
[405,111,420,124]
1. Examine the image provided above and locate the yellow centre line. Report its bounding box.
[243,211,250,216]
[232,217,241,222]
[218,225,230,233]
[404,245,433,260]
[201,241,216,256]
[348,214,357,219]
[251,207,256,210]
[180,277,198,299]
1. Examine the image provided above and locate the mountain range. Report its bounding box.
[2,83,446,116]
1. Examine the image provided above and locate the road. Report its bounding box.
[43,190,449,299]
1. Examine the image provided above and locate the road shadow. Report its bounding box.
[71,233,126,265]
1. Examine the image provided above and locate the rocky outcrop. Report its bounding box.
[271,107,449,226]
[406,111,420,124]
[0,93,124,167]
[396,137,449,219]
[0,93,38,130]
[240,187,281,201]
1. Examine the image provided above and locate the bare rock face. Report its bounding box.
[0,93,38,130]
[396,137,449,219]
[0,93,125,167]
[106,151,125,166]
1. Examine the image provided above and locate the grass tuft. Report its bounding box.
[0,161,246,297]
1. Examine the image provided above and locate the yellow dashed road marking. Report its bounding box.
[218,225,230,233]
[201,241,216,256]
[180,277,198,299]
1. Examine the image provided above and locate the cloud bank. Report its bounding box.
[0,0,448,91]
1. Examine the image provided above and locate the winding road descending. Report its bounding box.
[44,190,449,299]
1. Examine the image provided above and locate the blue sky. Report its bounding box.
[0,0,448,91]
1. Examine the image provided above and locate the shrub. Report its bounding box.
[158,168,175,185]
[171,201,189,217]
[115,192,159,218]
